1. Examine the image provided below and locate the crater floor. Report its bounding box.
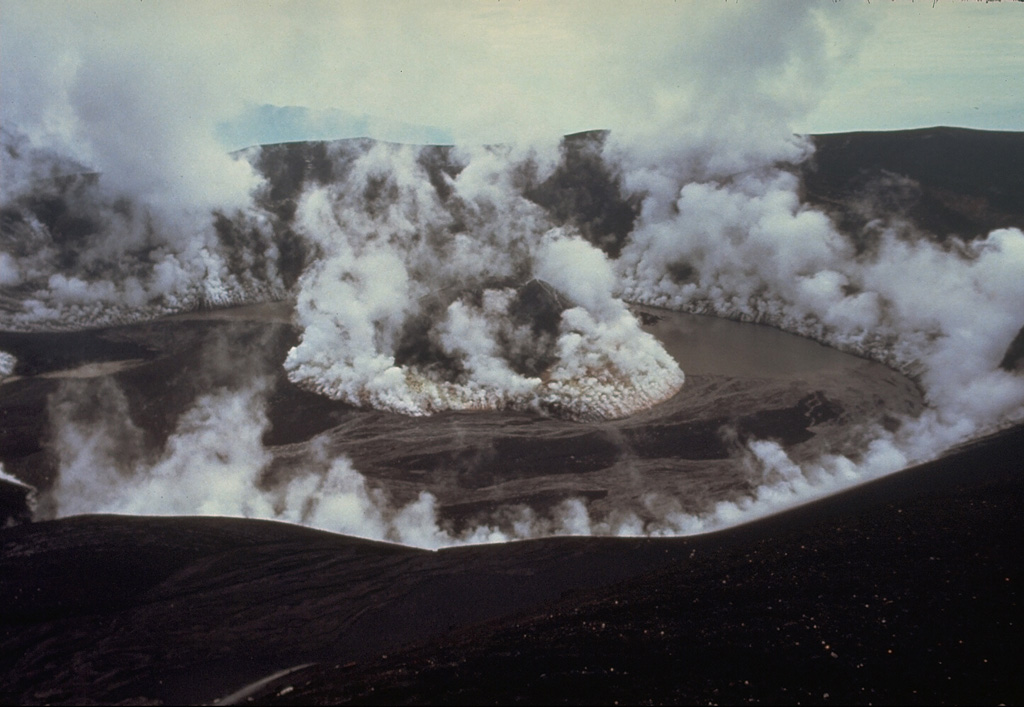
[0,303,923,531]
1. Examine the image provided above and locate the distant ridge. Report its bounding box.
[803,126,1024,240]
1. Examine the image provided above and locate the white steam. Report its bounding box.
[592,136,1024,534]
[0,351,15,379]
[614,159,1024,426]
[45,378,615,548]
[1,2,283,332]
[46,377,396,537]
[0,462,32,489]
[283,142,683,420]
[6,2,1024,545]
[1,2,260,212]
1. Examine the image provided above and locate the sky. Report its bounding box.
[799,0,1024,134]
[1,0,1023,154]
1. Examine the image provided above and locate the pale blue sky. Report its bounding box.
[798,1,1024,134]
[220,1,1024,144]
[3,1,1023,155]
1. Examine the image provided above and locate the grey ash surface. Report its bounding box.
[1,425,1022,705]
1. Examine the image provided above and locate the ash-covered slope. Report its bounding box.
[2,424,1021,706]
[250,425,1024,706]
[803,127,1024,242]
[799,127,1024,375]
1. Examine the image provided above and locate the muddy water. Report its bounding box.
[0,303,924,535]
[636,305,868,379]
[298,306,922,532]
[0,301,864,382]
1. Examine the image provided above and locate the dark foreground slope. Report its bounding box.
[2,424,1022,706]
[243,425,1024,707]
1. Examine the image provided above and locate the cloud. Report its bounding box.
[2,1,864,154]
[799,2,1024,133]
[1,1,261,213]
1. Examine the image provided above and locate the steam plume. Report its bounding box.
[282,142,683,420]
[5,2,1024,546]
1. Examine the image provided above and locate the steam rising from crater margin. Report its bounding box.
[282,142,683,419]
[1,2,856,418]
[27,141,1024,543]
[21,137,1024,544]
[5,2,1024,544]
[44,376,622,548]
